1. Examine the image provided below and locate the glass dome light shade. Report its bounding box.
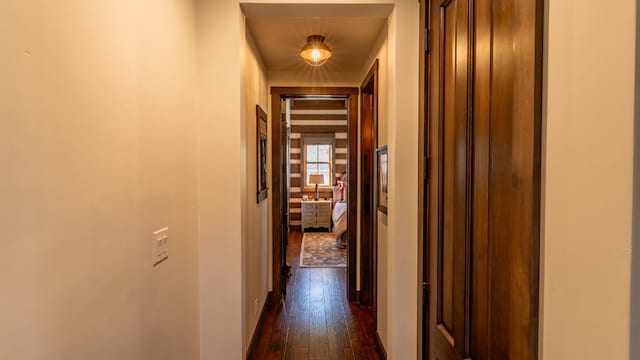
[300,35,332,66]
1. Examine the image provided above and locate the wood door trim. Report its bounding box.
[418,0,429,358]
[360,59,379,91]
[270,93,284,305]
[463,0,475,355]
[374,331,388,359]
[346,90,359,302]
[270,87,359,303]
[271,87,359,96]
[245,291,272,359]
[359,59,379,312]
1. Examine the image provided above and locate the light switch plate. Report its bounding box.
[152,227,169,266]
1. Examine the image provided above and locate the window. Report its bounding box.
[303,137,333,187]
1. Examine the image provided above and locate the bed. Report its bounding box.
[332,176,348,249]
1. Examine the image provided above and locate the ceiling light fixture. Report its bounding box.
[300,35,332,66]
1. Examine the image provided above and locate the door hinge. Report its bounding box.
[424,28,430,53]
[422,282,430,305]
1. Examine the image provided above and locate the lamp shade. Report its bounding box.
[300,35,332,66]
[308,173,325,185]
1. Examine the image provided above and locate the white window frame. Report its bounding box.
[302,135,334,189]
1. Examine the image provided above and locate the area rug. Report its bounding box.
[300,232,347,268]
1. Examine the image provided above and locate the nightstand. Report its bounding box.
[301,199,332,231]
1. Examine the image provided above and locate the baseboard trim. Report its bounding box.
[374,332,387,359]
[246,291,273,360]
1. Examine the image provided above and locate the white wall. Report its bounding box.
[542,1,636,359]
[0,0,200,359]
[242,25,270,356]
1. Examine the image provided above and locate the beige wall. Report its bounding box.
[268,70,361,88]
[196,0,244,358]
[542,1,636,359]
[0,0,200,359]
[9,1,634,359]
[383,5,420,358]
[242,26,270,356]
[633,1,640,350]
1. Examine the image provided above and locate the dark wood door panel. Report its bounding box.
[439,0,457,333]
[484,1,542,358]
[426,0,542,359]
[434,0,471,359]
[433,327,460,360]
[469,0,491,358]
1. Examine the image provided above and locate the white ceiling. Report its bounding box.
[244,5,389,73]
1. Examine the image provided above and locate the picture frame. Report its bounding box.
[376,145,388,214]
[256,105,268,203]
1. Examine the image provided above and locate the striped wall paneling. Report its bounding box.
[288,98,348,228]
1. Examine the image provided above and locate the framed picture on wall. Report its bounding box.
[376,145,388,214]
[256,105,268,203]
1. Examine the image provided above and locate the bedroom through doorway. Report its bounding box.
[270,87,358,306]
[288,96,349,268]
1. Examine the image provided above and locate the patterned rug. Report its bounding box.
[300,232,347,268]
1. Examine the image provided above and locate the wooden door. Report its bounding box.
[426,0,543,359]
[430,1,472,359]
[280,99,289,299]
[360,60,378,308]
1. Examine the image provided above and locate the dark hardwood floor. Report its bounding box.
[250,231,380,360]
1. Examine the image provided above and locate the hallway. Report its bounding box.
[250,232,379,360]
[2,1,637,359]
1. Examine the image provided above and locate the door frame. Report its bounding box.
[270,86,359,304]
[359,59,379,310]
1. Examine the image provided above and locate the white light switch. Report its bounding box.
[152,227,169,266]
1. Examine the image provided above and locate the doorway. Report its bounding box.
[420,0,544,359]
[270,87,359,305]
[359,59,379,311]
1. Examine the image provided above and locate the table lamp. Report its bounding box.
[308,174,324,201]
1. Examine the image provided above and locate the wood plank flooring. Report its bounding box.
[250,231,380,360]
